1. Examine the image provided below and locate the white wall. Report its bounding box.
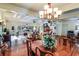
[55,21,62,35]
[0,25,2,35]
[5,16,41,34]
[5,15,79,36]
[53,18,79,36]
[6,20,27,34]
[62,18,79,35]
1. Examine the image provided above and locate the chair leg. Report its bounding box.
[26,41,30,56]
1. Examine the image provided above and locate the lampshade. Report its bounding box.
[39,11,44,18]
[53,8,58,12]
[40,14,44,18]
[39,15,42,18]
[4,22,6,26]
[44,10,47,14]
[54,14,58,18]
[44,5,49,10]
[41,14,44,18]
[56,10,62,15]
[47,14,52,19]
[47,8,52,14]
[47,15,50,19]
[48,3,52,8]
[39,11,44,16]
[0,20,3,22]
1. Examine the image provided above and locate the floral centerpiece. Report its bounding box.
[43,35,55,49]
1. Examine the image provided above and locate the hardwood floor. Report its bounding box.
[0,44,28,56]
[0,38,79,56]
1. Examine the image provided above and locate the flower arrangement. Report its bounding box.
[43,35,55,49]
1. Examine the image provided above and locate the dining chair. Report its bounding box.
[26,40,35,56]
[35,47,54,56]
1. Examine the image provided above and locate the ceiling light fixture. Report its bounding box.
[39,3,62,21]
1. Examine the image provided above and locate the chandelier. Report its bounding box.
[39,3,62,21]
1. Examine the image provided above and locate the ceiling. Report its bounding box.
[1,3,79,20]
[13,3,79,19]
[14,3,79,12]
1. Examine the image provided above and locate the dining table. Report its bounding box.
[26,39,58,56]
[26,38,71,56]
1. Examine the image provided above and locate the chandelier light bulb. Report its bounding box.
[53,8,58,12]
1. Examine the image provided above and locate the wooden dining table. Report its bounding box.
[26,39,59,56]
[27,34,73,56]
[28,39,71,56]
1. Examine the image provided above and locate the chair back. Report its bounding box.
[26,40,35,56]
[35,47,54,56]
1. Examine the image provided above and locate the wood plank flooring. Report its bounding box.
[0,39,79,56]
